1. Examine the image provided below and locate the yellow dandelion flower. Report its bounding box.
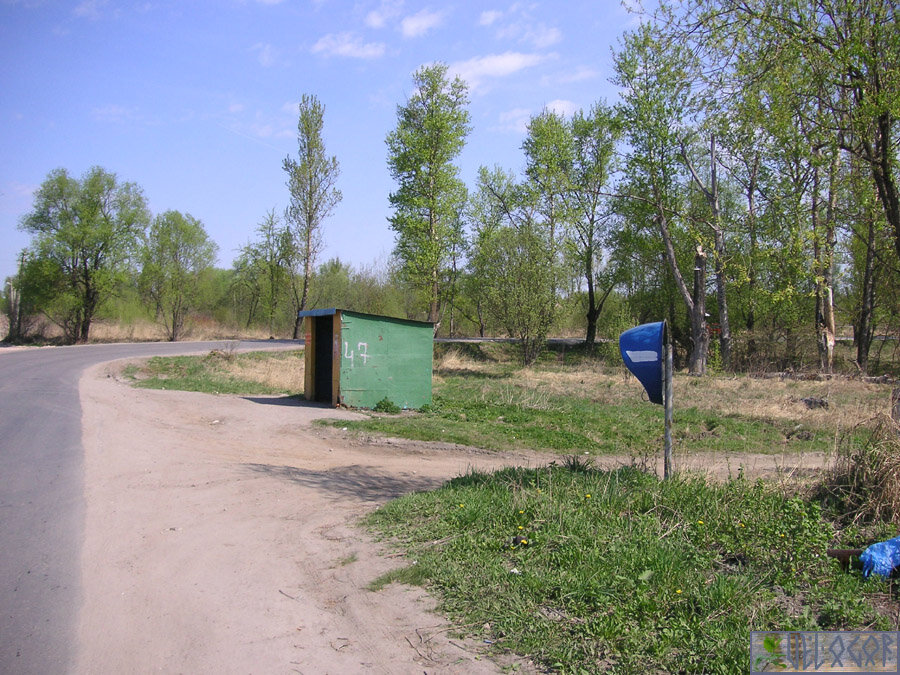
[519,510,524,514]
[585,494,591,499]
[458,504,464,508]
[518,525,524,530]
[676,589,682,594]
[697,520,704,525]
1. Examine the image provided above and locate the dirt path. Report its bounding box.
[76,361,829,673]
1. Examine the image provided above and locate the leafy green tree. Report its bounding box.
[659,0,899,370]
[613,23,711,374]
[19,166,150,343]
[463,166,514,337]
[480,223,555,365]
[140,210,218,341]
[470,165,554,364]
[233,210,294,336]
[283,94,342,338]
[570,103,622,347]
[685,0,900,262]
[522,108,575,299]
[386,62,471,328]
[310,257,353,310]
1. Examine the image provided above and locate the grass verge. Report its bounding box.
[365,462,897,674]
[122,349,305,395]
[329,346,885,456]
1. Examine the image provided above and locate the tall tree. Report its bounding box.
[570,103,622,347]
[140,210,218,341]
[19,166,149,343]
[522,108,575,299]
[283,94,342,339]
[614,23,711,374]
[386,62,471,328]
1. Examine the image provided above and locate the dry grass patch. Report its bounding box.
[88,319,166,342]
[223,355,305,393]
[817,415,900,526]
[434,348,894,452]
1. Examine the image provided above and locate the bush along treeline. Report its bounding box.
[5,1,900,376]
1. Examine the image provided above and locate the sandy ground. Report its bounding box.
[76,360,830,674]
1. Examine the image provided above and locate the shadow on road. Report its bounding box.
[241,462,442,502]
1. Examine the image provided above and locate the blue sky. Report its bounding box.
[0,0,643,284]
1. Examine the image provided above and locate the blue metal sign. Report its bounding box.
[619,321,667,405]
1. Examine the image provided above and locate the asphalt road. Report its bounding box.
[0,340,300,674]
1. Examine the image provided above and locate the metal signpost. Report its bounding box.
[619,321,674,478]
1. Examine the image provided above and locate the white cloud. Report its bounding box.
[73,0,107,19]
[91,104,139,123]
[527,24,561,48]
[494,107,531,134]
[365,0,402,28]
[479,9,502,26]
[497,20,561,48]
[550,66,600,85]
[487,4,562,49]
[311,32,385,59]
[249,120,292,139]
[449,51,551,92]
[5,181,38,199]
[281,100,300,114]
[545,99,577,117]
[0,181,39,216]
[223,105,294,145]
[400,8,446,38]
[252,42,277,67]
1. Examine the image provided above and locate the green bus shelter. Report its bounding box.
[298,308,433,410]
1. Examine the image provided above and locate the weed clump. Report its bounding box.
[373,397,401,414]
[815,415,900,526]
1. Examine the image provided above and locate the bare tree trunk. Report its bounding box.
[429,278,440,327]
[745,157,759,362]
[6,284,20,341]
[657,204,708,375]
[813,156,838,374]
[855,208,877,373]
[709,137,731,370]
[689,245,709,375]
[585,256,598,347]
[683,134,730,369]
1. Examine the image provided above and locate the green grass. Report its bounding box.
[331,372,841,456]
[125,344,877,458]
[123,349,304,395]
[366,463,896,674]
